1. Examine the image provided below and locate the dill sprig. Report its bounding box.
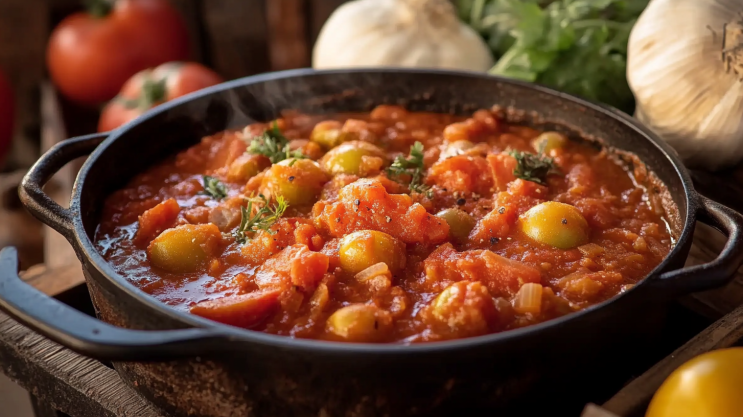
[233,194,289,244]
[386,141,432,197]
[508,149,559,185]
[247,121,306,164]
[201,175,227,200]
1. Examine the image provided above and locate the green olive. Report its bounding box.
[310,121,345,150]
[520,202,589,249]
[148,224,221,273]
[320,141,387,176]
[533,132,568,154]
[326,304,392,342]
[436,208,475,243]
[339,230,405,275]
[259,158,328,206]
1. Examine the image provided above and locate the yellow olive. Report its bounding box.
[320,141,387,176]
[436,208,475,243]
[326,304,392,342]
[533,132,568,154]
[148,224,222,273]
[310,121,345,150]
[259,158,328,207]
[520,202,589,249]
[339,230,405,275]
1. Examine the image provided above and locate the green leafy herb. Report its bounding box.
[456,0,649,113]
[509,149,559,184]
[247,121,306,164]
[233,195,289,244]
[386,142,432,197]
[201,176,227,200]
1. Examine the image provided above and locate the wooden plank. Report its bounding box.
[19,263,85,298]
[602,302,743,417]
[169,0,205,63]
[0,170,44,271]
[202,0,271,79]
[581,404,620,417]
[40,82,83,271]
[0,0,49,171]
[0,313,168,417]
[267,0,310,70]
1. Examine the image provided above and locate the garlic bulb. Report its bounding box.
[627,0,743,170]
[312,0,494,72]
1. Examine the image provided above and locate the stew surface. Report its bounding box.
[95,106,673,343]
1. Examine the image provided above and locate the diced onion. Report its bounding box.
[513,283,543,315]
[355,262,391,281]
[578,243,605,258]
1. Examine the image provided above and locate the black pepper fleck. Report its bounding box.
[490,237,499,245]
[354,199,360,206]
[498,207,506,214]
[288,176,295,182]
[385,216,392,223]
[562,218,567,225]
[456,198,466,206]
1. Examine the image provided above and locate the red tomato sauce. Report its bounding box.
[95,106,673,343]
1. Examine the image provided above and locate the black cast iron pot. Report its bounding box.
[3,69,743,417]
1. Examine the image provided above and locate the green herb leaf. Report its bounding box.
[233,195,289,244]
[508,149,559,185]
[201,175,227,200]
[386,142,432,198]
[247,121,306,164]
[457,0,648,113]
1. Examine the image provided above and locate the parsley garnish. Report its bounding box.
[508,149,559,185]
[386,142,432,197]
[233,195,289,244]
[247,121,306,164]
[457,0,647,114]
[201,176,227,200]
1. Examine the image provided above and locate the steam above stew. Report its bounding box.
[95,105,673,343]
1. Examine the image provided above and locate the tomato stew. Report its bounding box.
[95,106,673,343]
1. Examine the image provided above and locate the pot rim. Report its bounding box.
[70,67,698,354]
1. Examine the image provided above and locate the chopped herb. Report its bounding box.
[509,150,559,185]
[233,194,289,244]
[201,176,227,200]
[386,141,432,197]
[247,121,306,164]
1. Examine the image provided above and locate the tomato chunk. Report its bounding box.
[255,244,330,293]
[428,155,493,195]
[314,178,449,245]
[134,198,180,245]
[190,290,280,328]
[423,243,541,297]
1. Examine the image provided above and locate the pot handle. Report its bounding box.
[0,247,233,361]
[19,133,107,240]
[655,196,743,294]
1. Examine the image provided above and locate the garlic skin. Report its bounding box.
[627,0,743,170]
[312,0,494,72]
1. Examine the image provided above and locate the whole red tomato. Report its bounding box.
[47,0,190,106]
[0,68,14,164]
[98,62,223,132]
